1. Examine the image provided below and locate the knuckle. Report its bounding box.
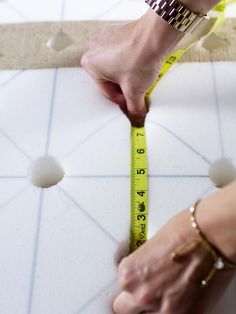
[120,266,131,281]
[118,259,134,288]
[136,287,154,307]
[81,53,90,68]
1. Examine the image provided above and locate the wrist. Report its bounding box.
[138,0,220,60]
[197,182,236,264]
[170,208,199,244]
[172,204,235,289]
[136,8,184,60]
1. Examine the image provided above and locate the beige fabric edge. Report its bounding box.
[0,19,236,70]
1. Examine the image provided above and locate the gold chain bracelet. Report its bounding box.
[172,200,236,288]
[190,200,225,287]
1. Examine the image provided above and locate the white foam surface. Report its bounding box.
[0,1,236,313]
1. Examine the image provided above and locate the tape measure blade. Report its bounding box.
[130,127,148,253]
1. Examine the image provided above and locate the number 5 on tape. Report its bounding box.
[130,127,148,253]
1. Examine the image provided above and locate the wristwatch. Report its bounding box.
[145,0,208,33]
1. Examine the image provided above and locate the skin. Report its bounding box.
[81,0,220,126]
[113,210,212,314]
[113,183,236,314]
[81,0,236,313]
[81,9,183,126]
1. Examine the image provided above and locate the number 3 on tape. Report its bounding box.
[130,127,148,253]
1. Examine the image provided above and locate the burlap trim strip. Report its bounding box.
[0,19,235,70]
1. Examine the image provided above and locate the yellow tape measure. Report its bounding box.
[129,0,234,253]
[130,127,148,252]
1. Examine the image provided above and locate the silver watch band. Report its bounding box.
[145,0,207,33]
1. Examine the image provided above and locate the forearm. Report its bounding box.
[137,9,184,60]
[198,181,236,264]
[139,0,221,59]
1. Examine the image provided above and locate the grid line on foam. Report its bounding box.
[60,0,66,21]
[0,70,34,161]
[0,127,33,160]
[65,174,210,178]
[186,183,215,214]
[44,69,58,155]
[27,189,44,314]
[5,0,30,21]
[74,278,117,314]
[57,186,120,245]
[0,175,27,178]
[210,62,225,158]
[0,71,24,88]
[95,0,124,19]
[0,184,31,211]
[147,120,212,165]
[61,113,122,159]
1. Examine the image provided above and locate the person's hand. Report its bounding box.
[81,9,183,127]
[113,209,233,314]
